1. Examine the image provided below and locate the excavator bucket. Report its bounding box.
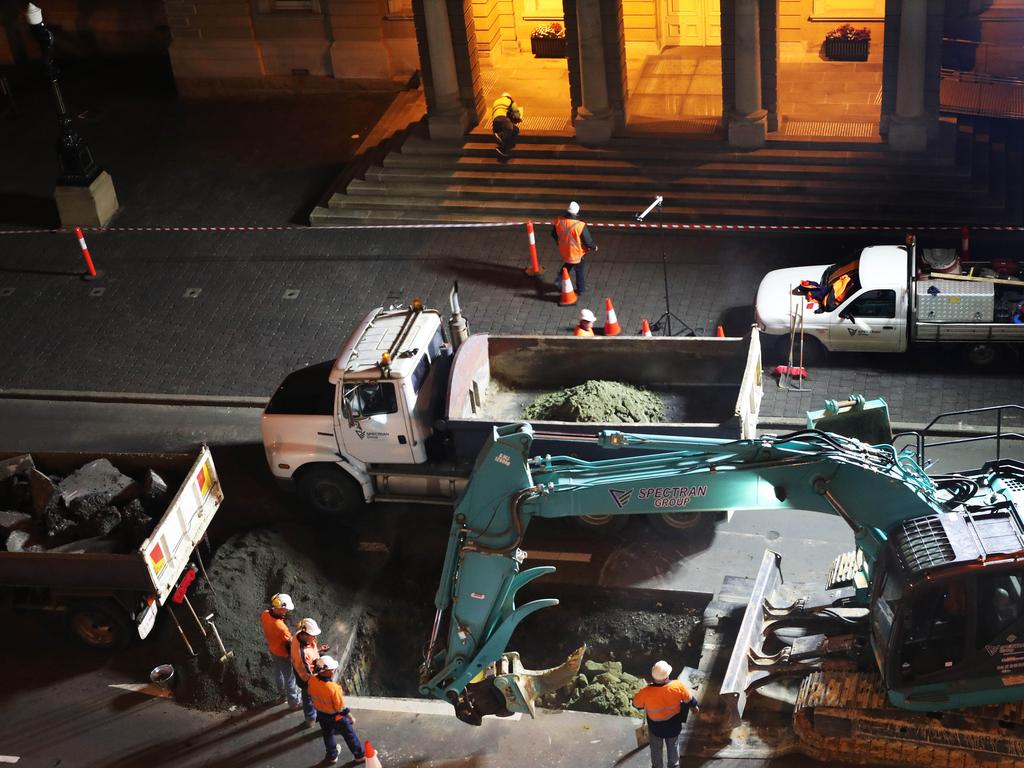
[805,394,892,445]
[490,645,587,719]
[719,550,784,729]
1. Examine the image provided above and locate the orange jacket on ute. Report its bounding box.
[309,674,348,716]
[260,610,292,657]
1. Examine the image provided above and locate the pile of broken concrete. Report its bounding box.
[0,454,168,554]
[538,658,645,718]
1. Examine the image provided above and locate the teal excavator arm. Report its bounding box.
[418,421,944,724]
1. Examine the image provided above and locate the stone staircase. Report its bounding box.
[311,116,1023,227]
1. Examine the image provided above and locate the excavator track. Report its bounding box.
[793,670,1024,768]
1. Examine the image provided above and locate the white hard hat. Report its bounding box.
[317,655,340,673]
[271,593,294,611]
[579,308,596,322]
[567,201,580,216]
[651,660,672,682]
[297,617,322,636]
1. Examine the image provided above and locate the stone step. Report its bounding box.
[323,192,1006,223]
[383,150,973,180]
[362,165,990,197]
[404,135,957,168]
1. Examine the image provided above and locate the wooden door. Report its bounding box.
[665,0,720,47]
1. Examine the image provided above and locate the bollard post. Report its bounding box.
[524,220,543,276]
[961,225,970,263]
[74,226,102,280]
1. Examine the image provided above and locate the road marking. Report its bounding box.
[527,550,592,563]
[0,756,20,763]
[108,682,174,699]
[346,696,521,720]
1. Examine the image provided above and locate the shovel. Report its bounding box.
[205,613,234,663]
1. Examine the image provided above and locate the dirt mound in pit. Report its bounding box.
[171,524,361,711]
[523,381,665,423]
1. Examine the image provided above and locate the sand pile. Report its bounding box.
[523,381,665,423]
[174,524,361,711]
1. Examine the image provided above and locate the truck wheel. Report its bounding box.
[572,514,629,535]
[966,343,999,368]
[67,601,132,650]
[650,511,702,534]
[297,466,364,516]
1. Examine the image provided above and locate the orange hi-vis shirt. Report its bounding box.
[554,217,586,264]
[309,675,347,716]
[574,325,595,336]
[291,636,321,682]
[260,610,292,657]
[632,679,693,722]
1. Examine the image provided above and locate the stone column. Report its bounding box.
[574,0,614,145]
[727,0,768,148]
[424,0,470,140]
[889,0,929,151]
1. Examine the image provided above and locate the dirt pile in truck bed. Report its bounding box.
[172,524,362,711]
[522,381,665,423]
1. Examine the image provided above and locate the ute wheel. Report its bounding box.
[297,466,364,516]
[649,511,703,535]
[966,343,999,368]
[67,601,133,650]
[572,514,630,535]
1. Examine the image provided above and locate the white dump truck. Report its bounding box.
[755,237,1024,366]
[262,293,763,532]
[0,446,222,649]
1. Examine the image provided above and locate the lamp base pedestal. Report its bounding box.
[55,170,119,228]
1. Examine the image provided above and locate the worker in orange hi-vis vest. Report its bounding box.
[259,593,301,709]
[309,655,365,765]
[291,617,330,727]
[632,660,700,768]
[551,201,598,296]
[573,308,596,336]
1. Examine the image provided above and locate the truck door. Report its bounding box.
[336,381,418,464]
[829,289,902,352]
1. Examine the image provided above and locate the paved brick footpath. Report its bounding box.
[0,58,1021,427]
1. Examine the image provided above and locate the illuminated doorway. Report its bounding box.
[626,0,725,134]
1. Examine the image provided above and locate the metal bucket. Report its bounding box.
[150,664,176,690]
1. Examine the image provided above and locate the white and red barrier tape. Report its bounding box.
[0,222,1022,235]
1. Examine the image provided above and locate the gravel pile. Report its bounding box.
[173,524,361,711]
[523,381,665,423]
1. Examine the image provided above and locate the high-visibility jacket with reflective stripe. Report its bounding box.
[632,680,693,721]
[290,636,320,682]
[574,325,595,336]
[492,95,513,122]
[309,674,346,715]
[260,610,292,657]
[554,217,586,264]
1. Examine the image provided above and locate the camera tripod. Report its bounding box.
[636,196,695,337]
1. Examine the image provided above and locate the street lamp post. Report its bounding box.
[26,3,118,226]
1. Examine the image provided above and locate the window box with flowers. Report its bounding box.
[824,24,870,61]
[531,23,567,58]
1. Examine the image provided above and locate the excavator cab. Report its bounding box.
[871,503,1024,711]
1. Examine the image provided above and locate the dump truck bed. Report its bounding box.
[0,447,222,604]
[444,332,762,459]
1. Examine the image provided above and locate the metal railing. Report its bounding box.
[940,37,1024,119]
[894,403,1024,469]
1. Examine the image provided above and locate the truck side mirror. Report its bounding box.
[340,396,356,427]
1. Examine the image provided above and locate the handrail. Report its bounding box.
[893,404,1024,468]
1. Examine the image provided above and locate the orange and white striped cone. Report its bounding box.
[716,324,725,338]
[364,740,383,768]
[603,297,622,336]
[558,267,578,306]
[640,318,653,337]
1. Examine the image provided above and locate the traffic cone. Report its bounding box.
[716,324,725,338]
[603,297,622,336]
[640,318,653,337]
[558,267,578,306]
[364,740,383,768]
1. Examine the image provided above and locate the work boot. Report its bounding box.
[303,718,316,729]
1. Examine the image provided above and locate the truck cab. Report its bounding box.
[329,303,448,465]
[755,246,909,355]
